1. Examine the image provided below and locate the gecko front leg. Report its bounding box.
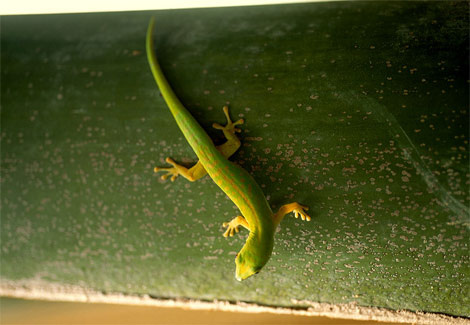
[222,215,250,237]
[273,202,311,227]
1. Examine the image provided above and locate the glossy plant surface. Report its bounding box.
[1,1,468,316]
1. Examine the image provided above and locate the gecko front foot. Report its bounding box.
[212,106,244,136]
[274,202,311,225]
[154,157,181,182]
[222,220,241,237]
[222,215,249,237]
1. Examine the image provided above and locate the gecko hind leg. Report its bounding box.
[154,106,243,182]
[213,106,244,157]
[154,157,206,182]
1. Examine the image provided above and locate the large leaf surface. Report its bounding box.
[1,1,469,316]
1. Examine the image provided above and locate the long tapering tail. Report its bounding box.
[146,17,216,159]
[146,17,185,117]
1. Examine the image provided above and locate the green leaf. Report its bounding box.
[1,1,468,316]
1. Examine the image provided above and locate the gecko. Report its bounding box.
[146,17,311,281]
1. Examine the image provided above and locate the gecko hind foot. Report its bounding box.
[212,106,244,135]
[293,204,311,221]
[154,157,181,182]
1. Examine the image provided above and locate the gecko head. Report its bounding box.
[234,234,273,281]
[235,251,264,281]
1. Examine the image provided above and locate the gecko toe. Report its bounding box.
[292,208,311,222]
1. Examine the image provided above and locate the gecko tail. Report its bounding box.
[146,17,184,116]
[145,17,219,162]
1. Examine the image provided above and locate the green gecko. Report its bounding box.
[146,18,311,281]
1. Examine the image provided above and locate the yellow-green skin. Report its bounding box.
[146,18,309,280]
